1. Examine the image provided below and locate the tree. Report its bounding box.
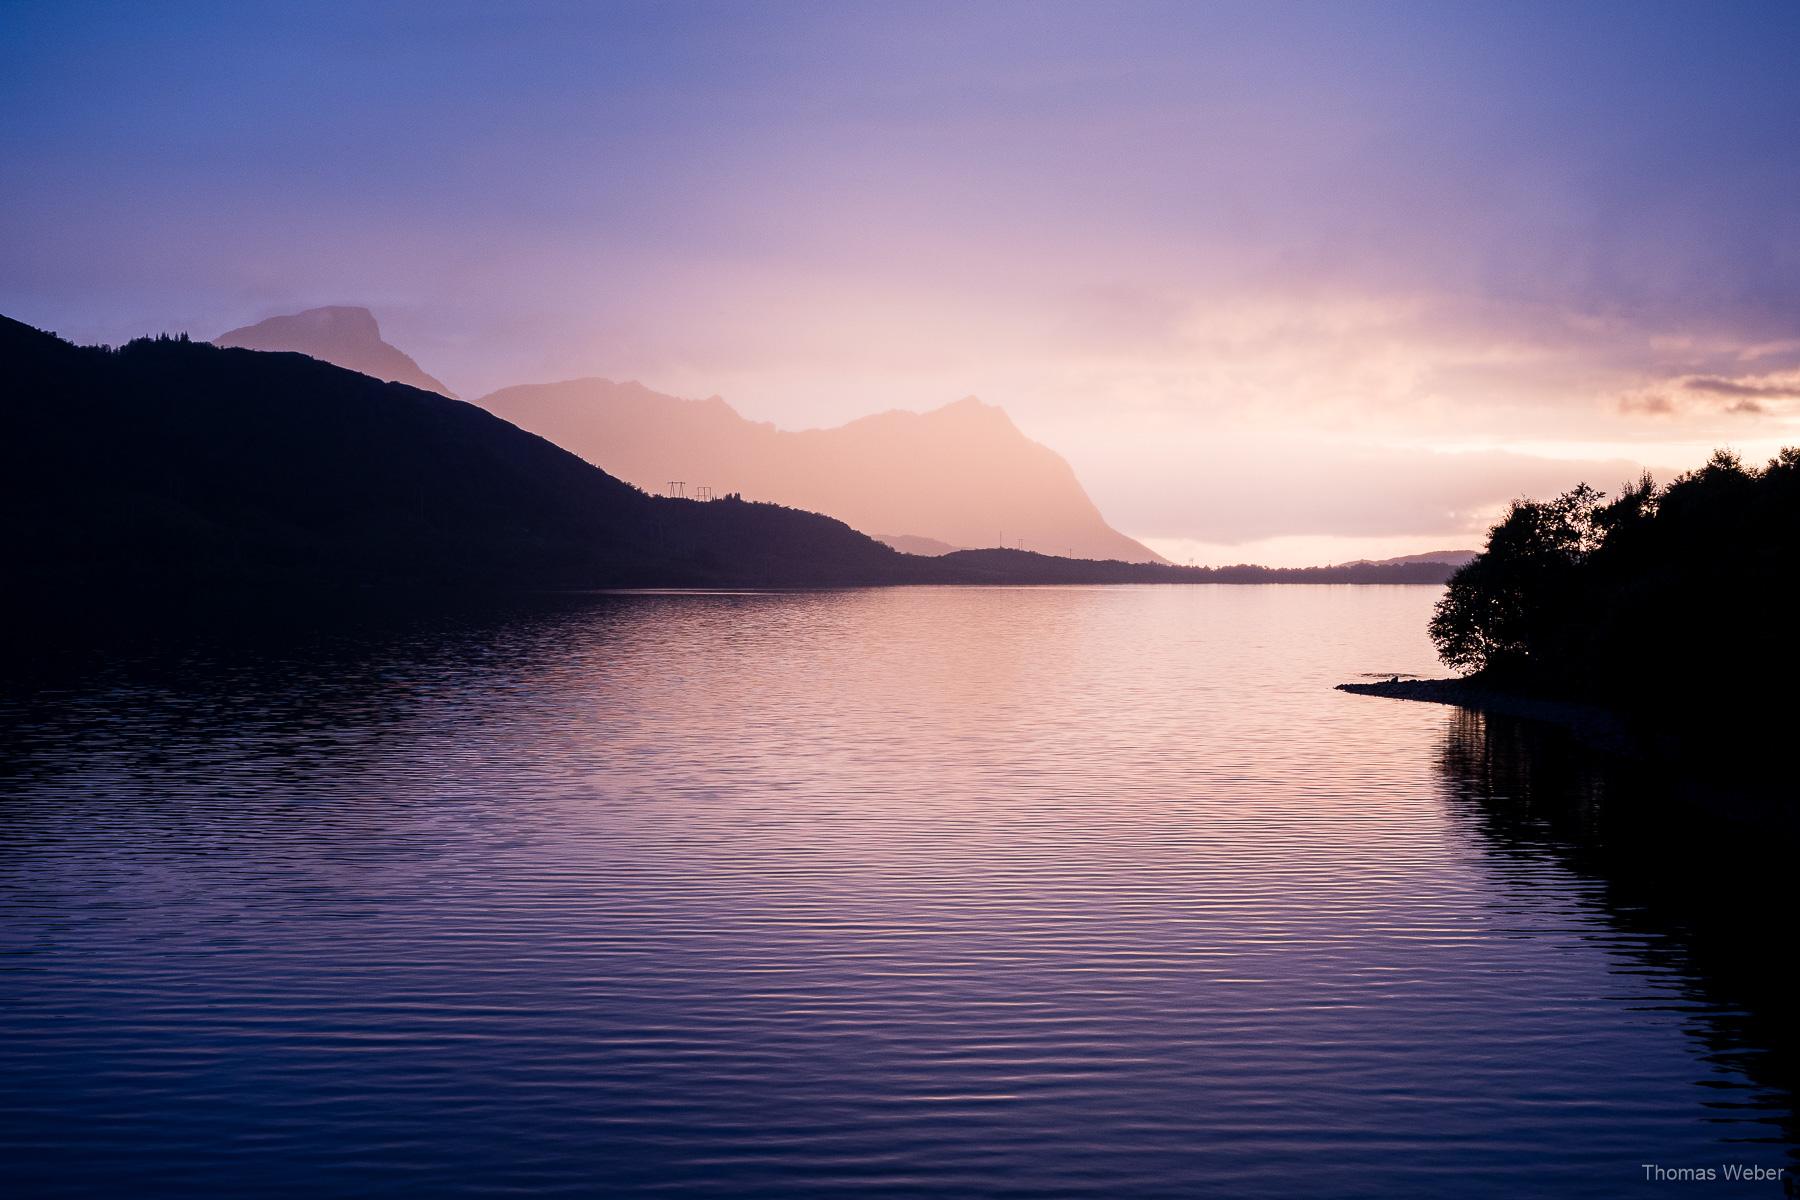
[1428,483,1602,678]
[1424,448,1799,761]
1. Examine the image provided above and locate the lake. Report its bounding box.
[1,586,1792,1197]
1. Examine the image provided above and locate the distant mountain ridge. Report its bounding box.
[876,533,963,556]
[2,315,914,589]
[1335,549,1479,569]
[2,313,1457,591]
[214,306,455,396]
[217,307,1162,562]
[476,380,1169,564]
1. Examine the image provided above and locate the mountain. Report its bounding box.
[1336,549,1479,569]
[475,381,1169,564]
[214,306,455,397]
[0,316,928,590]
[927,548,1459,585]
[1,314,1461,592]
[875,533,964,556]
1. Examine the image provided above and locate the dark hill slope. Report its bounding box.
[0,316,918,589]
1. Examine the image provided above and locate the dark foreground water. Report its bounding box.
[1,587,1793,1198]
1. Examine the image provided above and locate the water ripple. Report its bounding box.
[0,586,1791,1197]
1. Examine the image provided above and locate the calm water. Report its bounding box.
[1,586,1793,1198]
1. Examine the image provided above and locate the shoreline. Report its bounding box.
[1335,676,1634,754]
[1338,677,1797,837]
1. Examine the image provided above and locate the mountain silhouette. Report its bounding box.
[1336,549,1479,568]
[875,533,963,556]
[214,306,455,396]
[3,314,1462,592]
[475,381,1169,563]
[2,315,933,589]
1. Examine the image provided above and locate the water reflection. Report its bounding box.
[1437,709,1797,1163]
[1,588,1794,1197]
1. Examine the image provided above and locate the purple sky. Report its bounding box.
[5,1,1798,562]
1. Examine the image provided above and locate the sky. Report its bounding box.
[4,1,1799,564]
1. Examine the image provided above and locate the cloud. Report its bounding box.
[1681,375,1800,399]
[1619,393,1676,416]
[1609,369,1800,419]
[1040,424,1673,544]
[1611,367,1800,420]
[6,1,1800,552]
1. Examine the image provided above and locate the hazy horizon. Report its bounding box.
[5,1,1798,565]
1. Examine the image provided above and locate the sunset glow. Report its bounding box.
[6,2,1797,563]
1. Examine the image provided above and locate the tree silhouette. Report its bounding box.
[1429,448,1800,746]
